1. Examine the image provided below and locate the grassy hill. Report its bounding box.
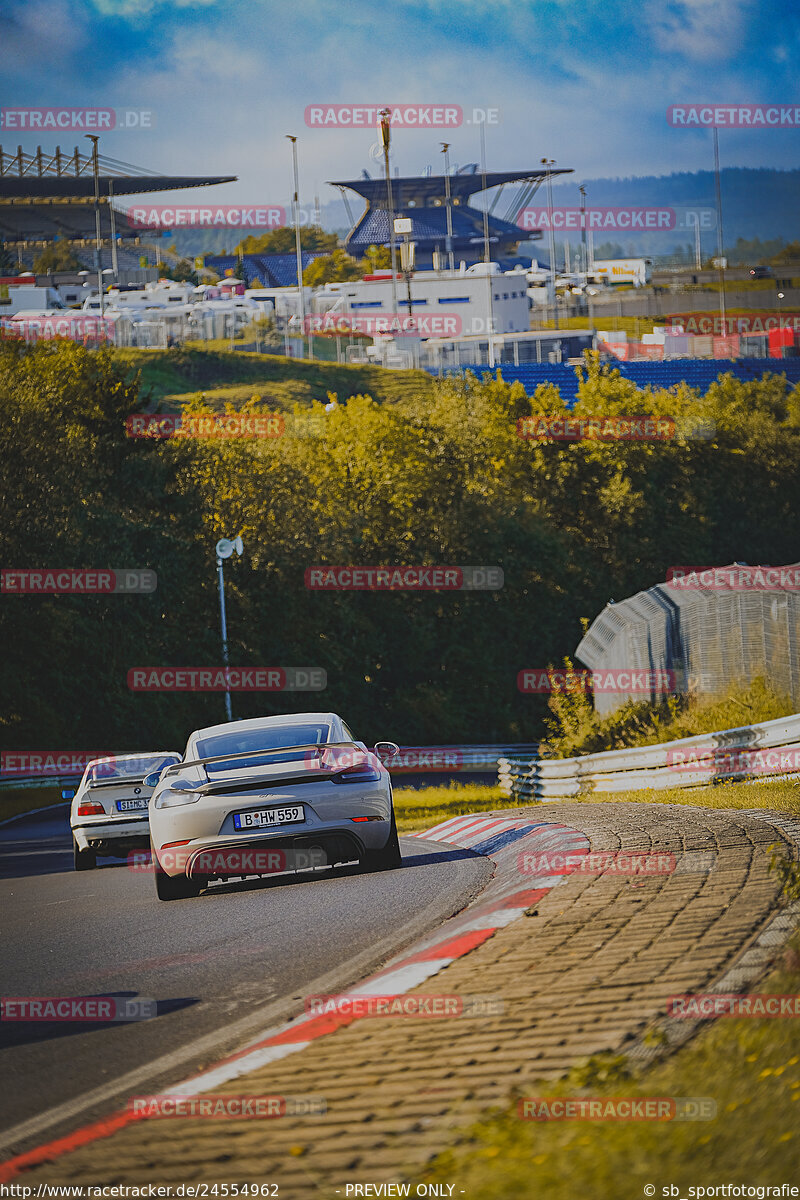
[114,347,434,412]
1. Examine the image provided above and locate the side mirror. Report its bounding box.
[61,788,76,801]
[143,770,162,788]
[374,741,400,758]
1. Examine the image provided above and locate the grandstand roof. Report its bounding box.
[0,145,236,200]
[329,168,572,208]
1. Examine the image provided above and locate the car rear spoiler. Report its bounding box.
[87,775,149,789]
[165,741,365,778]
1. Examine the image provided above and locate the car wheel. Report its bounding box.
[362,812,402,872]
[152,846,204,901]
[73,836,96,872]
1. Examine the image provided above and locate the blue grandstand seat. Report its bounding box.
[205,252,323,288]
[435,358,800,405]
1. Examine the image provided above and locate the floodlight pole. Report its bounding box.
[109,179,119,281]
[579,185,588,277]
[542,158,558,329]
[713,127,727,333]
[441,142,454,273]
[216,553,233,721]
[286,135,306,354]
[85,135,103,316]
[379,109,399,321]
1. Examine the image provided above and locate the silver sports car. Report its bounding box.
[146,712,401,901]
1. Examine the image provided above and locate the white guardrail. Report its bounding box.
[0,744,540,792]
[498,714,800,801]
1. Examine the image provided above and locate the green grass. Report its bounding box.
[112,346,433,410]
[576,777,800,816]
[422,929,800,1197]
[542,679,794,760]
[393,782,511,833]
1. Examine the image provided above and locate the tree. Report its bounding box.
[32,242,83,273]
[236,225,339,256]
[768,241,800,266]
[363,244,391,272]
[156,258,198,284]
[0,240,14,273]
[302,249,363,286]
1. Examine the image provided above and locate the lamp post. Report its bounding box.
[541,158,558,329]
[286,135,306,355]
[712,127,727,334]
[378,109,399,323]
[579,185,588,278]
[108,178,119,282]
[441,142,454,273]
[85,135,103,317]
[395,217,414,318]
[215,536,243,722]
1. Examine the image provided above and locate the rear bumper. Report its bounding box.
[72,817,150,854]
[155,821,393,879]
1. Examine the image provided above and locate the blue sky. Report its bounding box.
[1,0,799,214]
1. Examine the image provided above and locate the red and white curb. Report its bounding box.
[0,814,589,1181]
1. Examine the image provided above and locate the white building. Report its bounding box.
[310,262,531,340]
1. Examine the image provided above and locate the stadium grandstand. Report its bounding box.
[439,358,800,403]
[204,251,323,288]
[0,143,236,272]
[330,165,572,270]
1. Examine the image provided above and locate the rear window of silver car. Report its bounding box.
[197,725,332,772]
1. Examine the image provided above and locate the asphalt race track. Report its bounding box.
[0,804,493,1156]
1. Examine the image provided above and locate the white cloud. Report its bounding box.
[645,0,754,61]
[90,0,222,17]
[0,0,85,73]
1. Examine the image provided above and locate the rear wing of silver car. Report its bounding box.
[165,741,365,779]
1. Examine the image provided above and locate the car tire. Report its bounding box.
[73,836,96,872]
[152,845,204,901]
[362,812,402,872]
